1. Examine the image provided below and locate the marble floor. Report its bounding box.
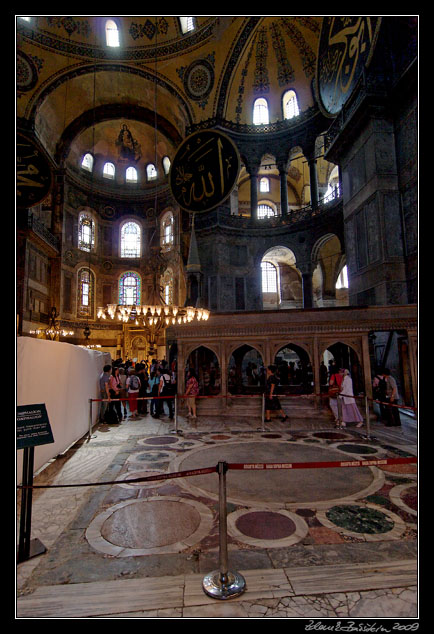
[16,406,418,619]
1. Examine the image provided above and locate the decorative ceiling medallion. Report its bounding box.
[17,51,38,92]
[101,206,116,219]
[184,59,214,101]
[170,129,240,214]
[316,17,382,117]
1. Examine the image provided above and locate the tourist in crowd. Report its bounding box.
[339,369,364,428]
[126,367,140,418]
[148,370,160,418]
[372,368,388,424]
[158,366,174,419]
[328,366,344,427]
[108,366,122,423]
[98,364,112,423]
[265,365,288,423]
[117,367,128,419]
[384,368,401,427]
[137,364,149,416]
[185,368,199,422]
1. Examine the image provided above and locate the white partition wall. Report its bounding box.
[17,338,111,483]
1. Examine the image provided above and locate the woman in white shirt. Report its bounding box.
[339,369,364,428]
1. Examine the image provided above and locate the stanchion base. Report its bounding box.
[202,570,247,600]
[17,538,47,564]
[170,429,183,435]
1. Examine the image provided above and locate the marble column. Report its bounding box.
[301,265,314,309]
[307,154,319,210]
[277,162,289,218]
[249,166,259,223]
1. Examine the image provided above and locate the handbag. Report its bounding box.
[328,384,340,397]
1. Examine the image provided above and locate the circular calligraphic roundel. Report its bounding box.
[316,17,382,117]
[169,129,240,213]
[16,133,53,208]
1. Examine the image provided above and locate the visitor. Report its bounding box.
[372,369,388,424]
[126,367,140,418]
[137,364,149,416]
[148,370,160,418]
[320,361,328,389]
[384,368,401,427]
[339,369,364,428]
[328,367,344,427]
[117,367,128,419]
[158,366,174,419]
[185,368,199,423]
[264,365,288,423]
[108,366,122,423]
[98,364,112,423]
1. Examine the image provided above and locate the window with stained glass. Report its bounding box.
[78,213,95,251]
[119,272,141,305]
[261,261,278,293]
[78,268,94,317]
[120,221,141,258]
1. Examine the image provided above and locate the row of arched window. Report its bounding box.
[77,269,174,317]
[261,261,349,293]
[253,90,299,125]
[78,212,174,256]
[81,154,171,182]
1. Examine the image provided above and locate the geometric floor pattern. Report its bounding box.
[16,410,418,619]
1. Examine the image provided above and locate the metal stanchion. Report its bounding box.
[259,392,267,431]
[365,396,371,440]
[202,462,246,600]
[171,394,183,435]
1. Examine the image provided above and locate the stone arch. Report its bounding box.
[273,342,313,393]
[261,245,303,309]
[185,345,221,396]
[227,344,265,394]
[321,340,364,396]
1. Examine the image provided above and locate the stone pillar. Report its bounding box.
[306,152,319,210]
[277,161,289,218]
[301,264,314,309]
[248,165,259,223]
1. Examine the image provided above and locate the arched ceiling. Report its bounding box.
[17,16,324,196]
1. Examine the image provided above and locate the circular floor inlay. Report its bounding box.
[313,432,348,440]
[336,444,379,454]
[326,504,394,534]
[139,436,179,446]
[235,511,296,540]
[172,440,384,509]
[86,496,214,556]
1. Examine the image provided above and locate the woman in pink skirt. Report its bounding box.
[338,369,364,428]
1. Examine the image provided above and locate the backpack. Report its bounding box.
[129,374,140,390]
[160,373,172,395]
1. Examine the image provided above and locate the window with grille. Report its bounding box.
[162,156,171,175]
[253,98,269,125]
[283,90,299,120]
[259,177,270,193]
[81,153,93,172]
[119,272,141,305]
[261,261,278,293]
[257,204,275,219]
[120,221,141,258]
[126,166,138,182]
[179,17,195,34]
[103,162,115,179]
[78,268,94,317]
[161,212,174,248]
[146,163,157,181]
[106,19,120,47]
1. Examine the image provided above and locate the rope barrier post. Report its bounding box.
[170,394,182,435]
[17,446,46,563]
[259,392,267,431]
[365,395,371,440]
[88,399,93,439]
[337,394,343,428]
[203,462,246,600]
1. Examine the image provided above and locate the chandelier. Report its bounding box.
[97,304,209,327]
[30,307,74,340]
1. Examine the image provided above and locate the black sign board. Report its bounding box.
[169,129,240,213]
[17,404,54,450]
[17,132,53,208]
[316,17,382,117]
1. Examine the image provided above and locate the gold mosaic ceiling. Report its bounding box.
[17,16,323,190]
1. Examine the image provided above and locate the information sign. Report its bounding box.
[17,404,54,450]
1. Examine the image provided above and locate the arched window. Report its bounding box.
[161,212,174,249]
[162,156,171,175]
[257,203,276,219]
[179,17,196,34]
[105,19,120,47]
[81,153,93,172]
[336,265,349,289]
[78,213,95,251]
[126,166,138,183]
[103,162,115,179]
[119,272,141,306]
[283,90,299,120]
[259,177,270,193]
[77,268,94,318]
[146,163,157,181]
[261,261,278,293]
[120,221,141,258]
[253,98,269,125]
